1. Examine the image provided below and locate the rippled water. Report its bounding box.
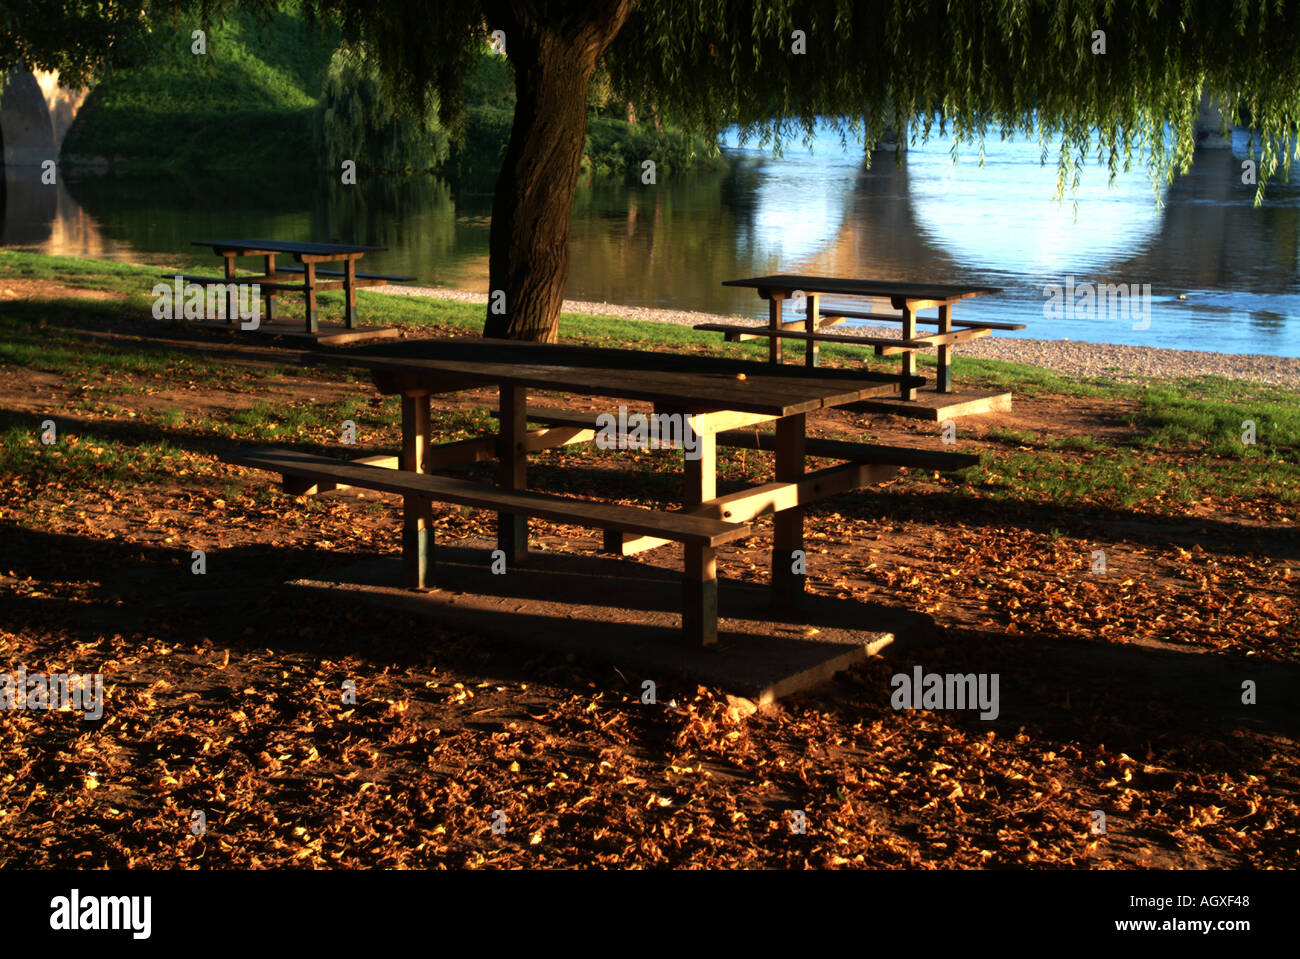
[5,123,1298,356]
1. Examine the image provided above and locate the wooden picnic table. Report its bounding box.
[190,239,413,334]
[224,338,976,646]
[700,274,1014,401]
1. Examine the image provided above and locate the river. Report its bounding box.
[4,124,1298,357]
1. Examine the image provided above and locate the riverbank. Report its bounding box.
[374,284,1300,389]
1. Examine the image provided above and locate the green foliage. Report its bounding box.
[61,3,334,169]
[316,47,449,174]
[583,115,724,178]
[301,0,484,130]
[602,0,1300,205]
[0,0,156,90]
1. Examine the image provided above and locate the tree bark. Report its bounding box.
[482,1,634,341]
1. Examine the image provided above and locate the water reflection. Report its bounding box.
[2,127,1297,357]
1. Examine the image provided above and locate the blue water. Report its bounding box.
[715,123,1300,356]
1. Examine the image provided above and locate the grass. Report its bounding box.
[3,250,1298,510]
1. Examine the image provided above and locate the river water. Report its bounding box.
[5,125,1298,357]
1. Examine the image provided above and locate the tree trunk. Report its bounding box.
[482,1,633,341]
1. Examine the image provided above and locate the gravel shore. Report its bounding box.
[375,284,1300,389]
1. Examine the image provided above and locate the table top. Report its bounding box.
[329,337,920,415]
[723,274,1001,302]
[192,239,386,256]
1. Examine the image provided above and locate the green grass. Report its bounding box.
[3,250,1298,511]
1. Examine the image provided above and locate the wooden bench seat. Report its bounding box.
[166,273,306,292]
[819,309,1026,331]
[693,321,994,354]
[224,446,752,547]
[507,406,980,471]
[274,266,416,282]
[224,445,755,644]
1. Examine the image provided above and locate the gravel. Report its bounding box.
[375,284,1300,389]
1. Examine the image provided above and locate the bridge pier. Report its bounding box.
[2,68,88,167]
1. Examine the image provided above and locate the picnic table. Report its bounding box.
[696,275,1020,405]
[225,338,979,646]
[187,239,414,334]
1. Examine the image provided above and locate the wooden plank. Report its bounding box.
[618,462,899,555]
[498,384,529,563]
[275,266,415,281]
[821,309,1026,331]
[193,239,385,257]
[682,545,718,647]
[937,303,953,393]
[900,306,917,401]
[768,294,783,363]
[873,327,991,354]
[427,426,594,471]
[805,292,820,368]
[168,274,306,293]
[221,254,237,326]
[719,314,849,341]
[401,394,433,589]
[284,453,398,495]
[330,339,918,416]
[682,410,779,435]
[772,415,806,604]
[686,431,717,505]
[723,274,1000,301]
[225,447,753,546]
[695,322,950,351]
[344,259,358,329]
[715,430,980,470]
[304,261,319,334]
[893,297,948,313]
[263,254,277,322]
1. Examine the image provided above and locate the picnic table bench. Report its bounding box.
[697,275,1022,415]
[185,239,414,334]
[223,338,978,646]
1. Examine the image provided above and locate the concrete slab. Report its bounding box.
[848,387,1012,420]
[287,539,910,703]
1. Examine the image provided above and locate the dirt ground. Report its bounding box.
[0,319,1296,869]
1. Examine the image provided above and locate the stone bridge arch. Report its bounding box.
[1,69,91,247]
[1,68,87,167]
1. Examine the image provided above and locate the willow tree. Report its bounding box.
[0,0,154,93]
[13,1,1300,341]
[310,0,1300,342]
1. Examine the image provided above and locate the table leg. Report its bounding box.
[344,258,357,329]
[683,546,718,647]
[901,306,918,401]
[497,383,528,564]
[304,261,318,334]
[805,293,820,368]
[768,294,784,364]
[937,303,952,393]
[401,393,433,589]
[263,254,276,323]
[771,413,806,605]
[683,426,719,646]
[222,254,237,326]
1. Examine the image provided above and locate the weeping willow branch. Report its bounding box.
[602,0,1300,207]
